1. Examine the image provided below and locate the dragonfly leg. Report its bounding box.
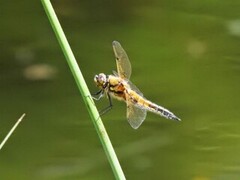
[99,93,113,115]
[92,89,104,100]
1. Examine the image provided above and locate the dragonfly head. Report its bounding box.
[94,73,108,88]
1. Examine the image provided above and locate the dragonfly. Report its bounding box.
[93,41,180,129]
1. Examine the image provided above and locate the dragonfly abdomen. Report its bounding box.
[130,93,180,121]
[147,102,180,121]
[127,89,180,121]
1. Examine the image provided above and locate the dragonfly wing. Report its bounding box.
[112,41,132,80]
[126,99,147,129]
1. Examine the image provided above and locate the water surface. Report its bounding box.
[1,1,240,179]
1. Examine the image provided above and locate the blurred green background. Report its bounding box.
[1,0,240,179]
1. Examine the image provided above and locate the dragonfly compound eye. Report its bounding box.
[98,73,107,83]
[94,73,107,87]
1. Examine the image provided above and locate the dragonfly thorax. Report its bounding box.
[94,73,108,88]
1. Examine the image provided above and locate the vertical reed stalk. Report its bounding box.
[41,1,126,179]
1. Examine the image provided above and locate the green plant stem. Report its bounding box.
[41,1,126,179]
[0,113,25,151]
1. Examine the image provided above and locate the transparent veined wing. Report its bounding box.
[126,95,147,129]
[112,41,132,80]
